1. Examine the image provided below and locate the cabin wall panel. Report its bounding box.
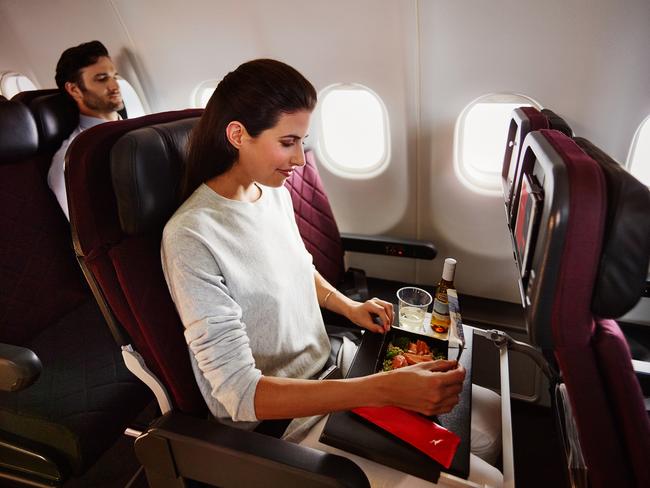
[0,0,131,90]
[0,5,37,86]
[417,0,650,301]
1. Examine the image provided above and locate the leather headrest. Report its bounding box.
[12,88,60,106]
[574,138,650,318]
[111,117,199,235]
[29,92,79,153]
[541,109,573,137]
[0,99,38,164]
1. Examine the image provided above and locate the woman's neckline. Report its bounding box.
[203,181,265,204]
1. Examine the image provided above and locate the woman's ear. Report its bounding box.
[226,121,248,149]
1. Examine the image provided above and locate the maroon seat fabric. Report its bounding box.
[538,129,647,487]
[284,150,345,287]
[593,319,650,487]
[519,106,548,130]
[65,109,206,415]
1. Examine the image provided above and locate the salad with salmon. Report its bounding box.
[382,336,446,371]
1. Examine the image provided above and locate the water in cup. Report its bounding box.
[399,306,426,331]
[396,287,432,333]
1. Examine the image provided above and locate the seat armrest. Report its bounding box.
[135,412,369,488]
[0,343,42,392]
[340,233,437,260]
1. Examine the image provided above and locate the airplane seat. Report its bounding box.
[501,106,549,226]
[13,89,78,158]
[0,98,152,486]
[286,149,438,318]
[14,89,128,169]
[64,110,370,487]
[502,107,575,230]
[572,137,650,366]
[508,128,649,487]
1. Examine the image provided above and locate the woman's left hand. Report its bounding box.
[345,298,394,334]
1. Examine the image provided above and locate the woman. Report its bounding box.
[162,59,502,486]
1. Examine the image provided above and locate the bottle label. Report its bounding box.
[431,297,451,333]
[433,297,449,316]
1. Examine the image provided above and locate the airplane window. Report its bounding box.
[626,114,650,186]
[0,71,37,99]
[117,78,146,118]
[192,80,219,108]
[455,93,541,195]
[315,83,390,178]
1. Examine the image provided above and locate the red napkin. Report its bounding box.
[352,406,460,469]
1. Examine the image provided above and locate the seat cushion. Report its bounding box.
[0,300,151,475]
[0,159,88,346]
[592,319,650,488]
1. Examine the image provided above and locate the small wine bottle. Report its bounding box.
[430,258,456,334]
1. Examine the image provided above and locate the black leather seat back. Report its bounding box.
[111,118,198,235]
[573,138,650,318]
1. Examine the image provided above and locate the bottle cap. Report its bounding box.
[442,258,456,282]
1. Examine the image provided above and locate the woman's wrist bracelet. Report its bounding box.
[322,290,335,308]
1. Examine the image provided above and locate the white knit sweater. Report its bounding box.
[161,184,330,426]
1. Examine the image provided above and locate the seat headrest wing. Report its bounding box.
[0,100,38,164]
[573,137,650,318]
[540,109,573,137]
[29,93,79,153]
[111,117,199,235]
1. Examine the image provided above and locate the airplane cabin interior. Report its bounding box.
[0,1,649,487]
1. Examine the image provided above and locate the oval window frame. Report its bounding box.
[625,114,650,187]
[0,71,38,99]
[313,83,391,179]
[117,77,147,118]
[454,92,542,196]
[192,79,219,108]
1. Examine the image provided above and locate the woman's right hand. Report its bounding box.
[375,360,466,416]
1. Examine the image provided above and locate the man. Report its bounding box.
[49,40,123,219]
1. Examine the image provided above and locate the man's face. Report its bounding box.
[67,56,123,118]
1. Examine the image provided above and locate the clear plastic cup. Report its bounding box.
[396,287,432,332]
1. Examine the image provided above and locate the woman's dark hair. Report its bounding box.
[55,40,109,91]
[181,59,317,200]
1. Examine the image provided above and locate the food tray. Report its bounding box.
[374,327,448,374]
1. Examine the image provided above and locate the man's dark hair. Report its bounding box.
[55,40,109,91]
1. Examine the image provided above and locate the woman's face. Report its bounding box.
[236,109,311,187]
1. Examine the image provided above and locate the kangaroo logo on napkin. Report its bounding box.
[352,406,461,468]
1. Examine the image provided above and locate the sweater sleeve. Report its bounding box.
[161,229,262,422]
